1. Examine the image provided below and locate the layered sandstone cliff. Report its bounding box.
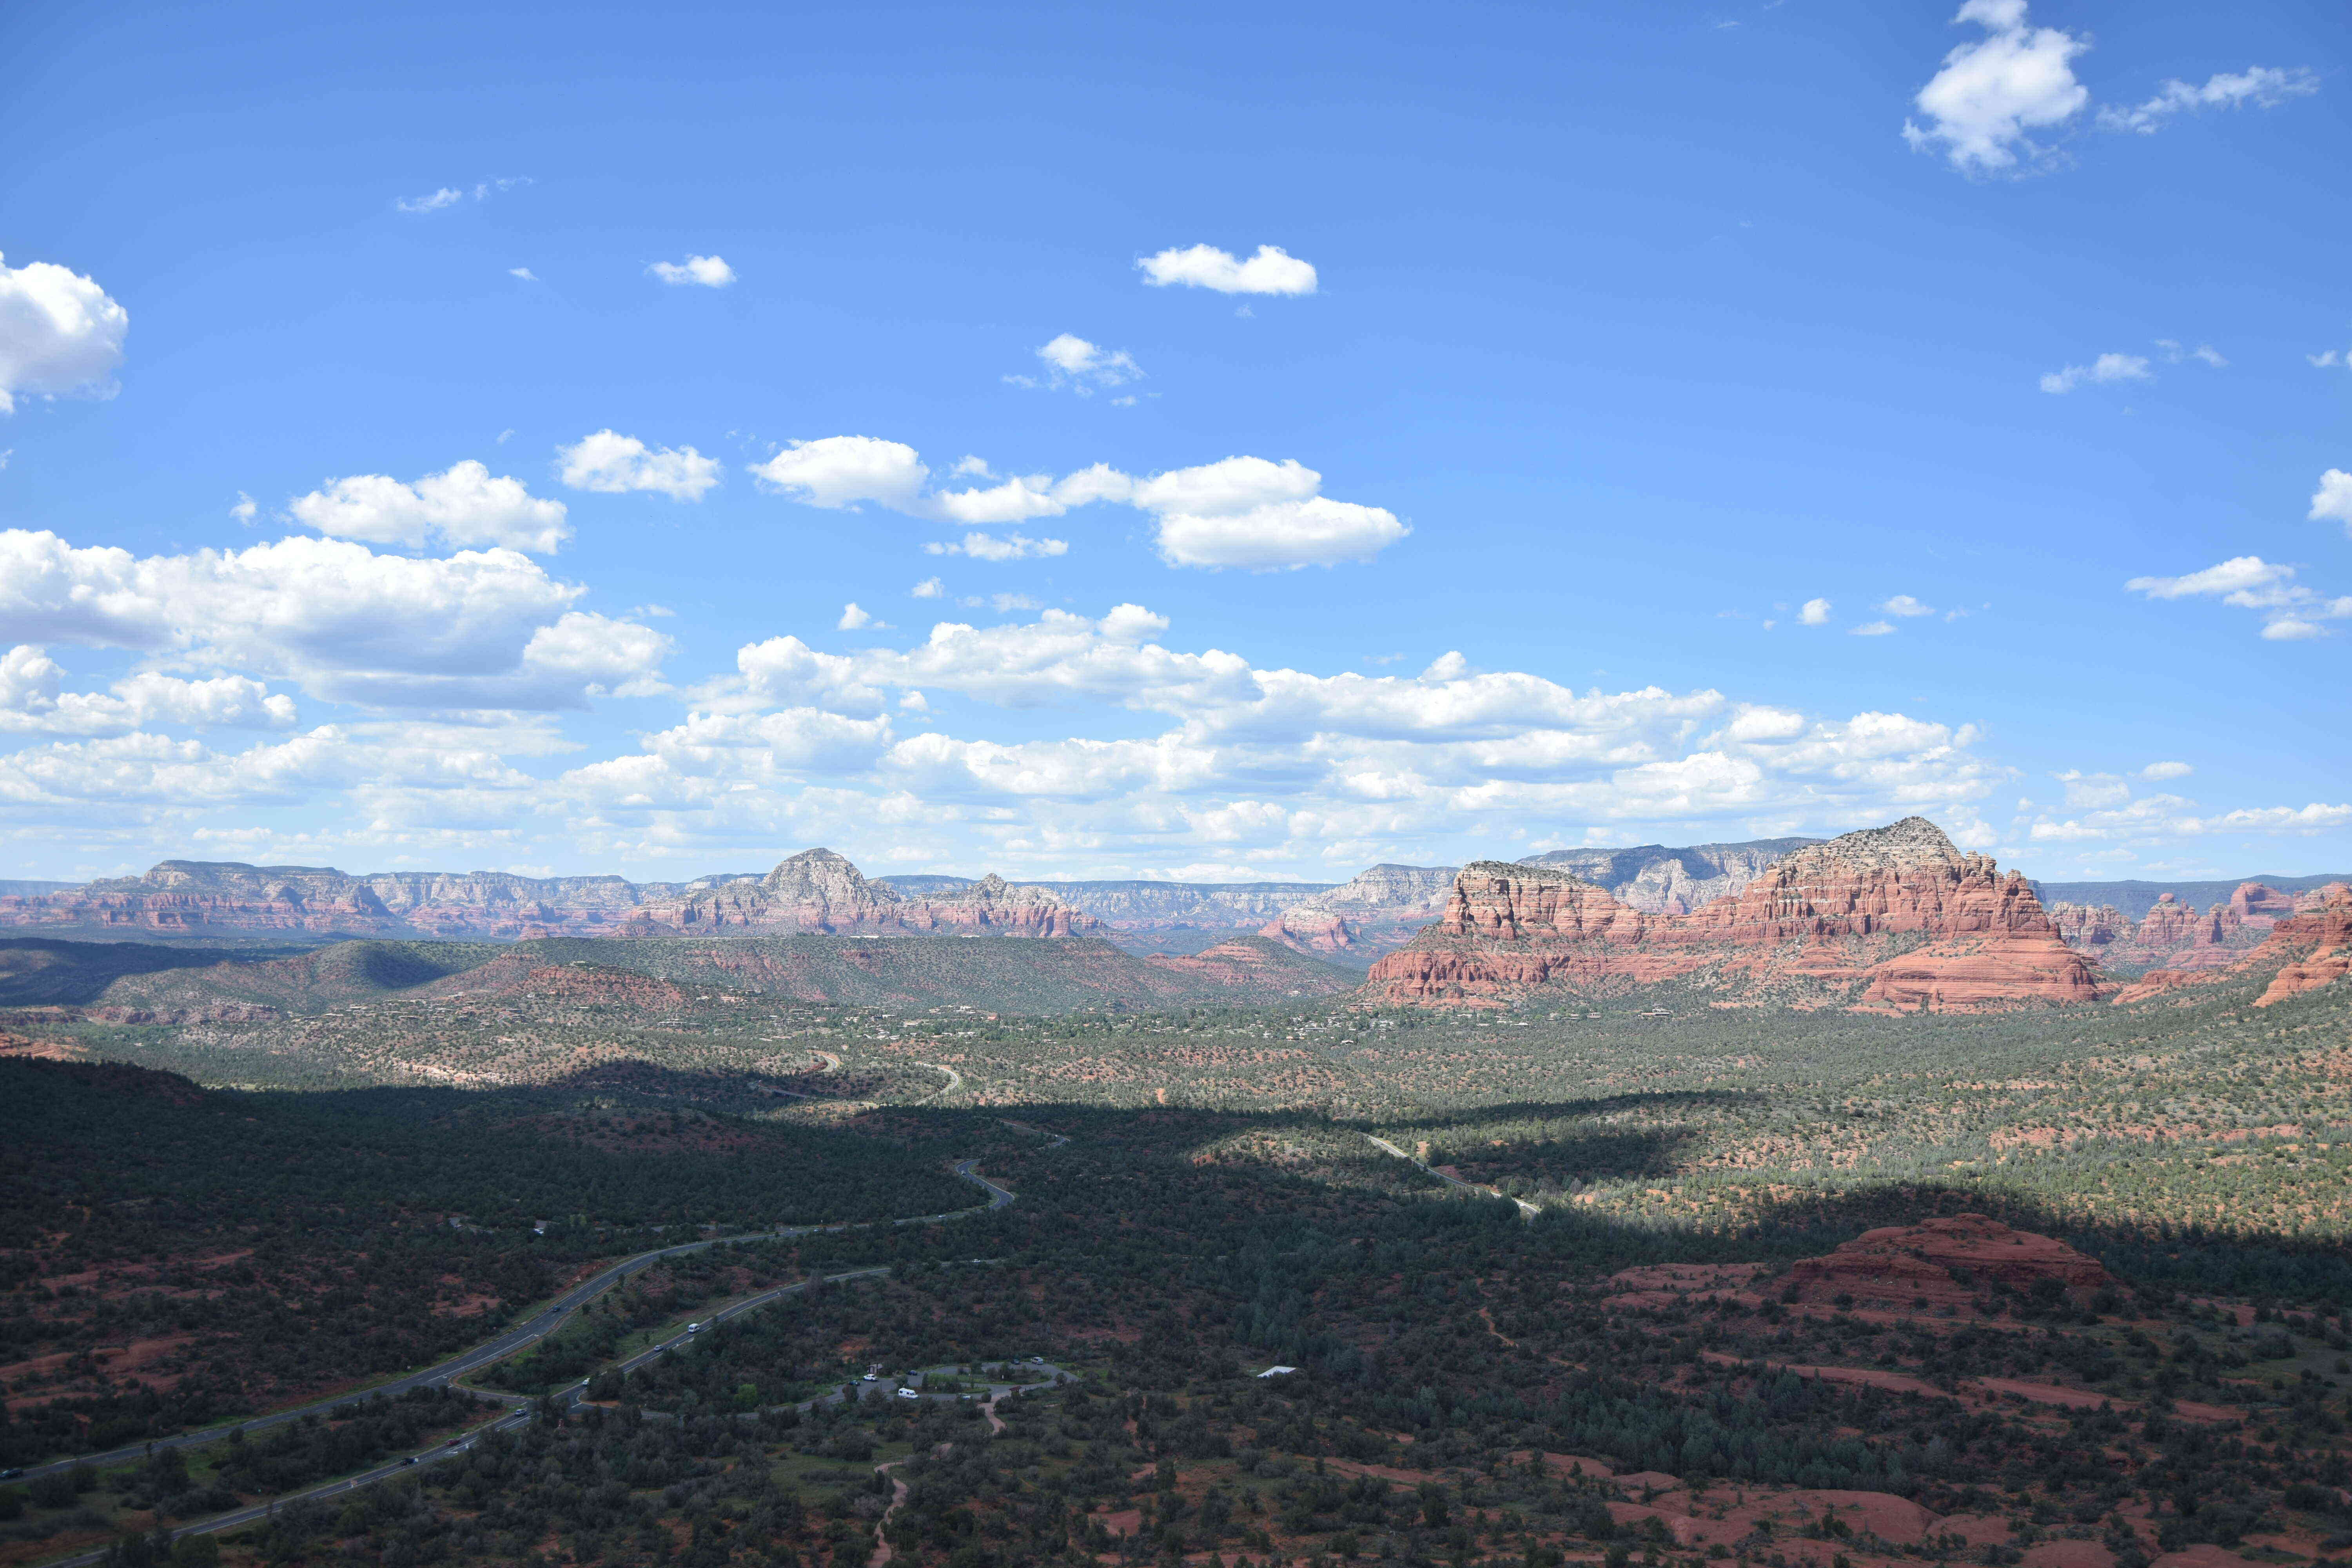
[1255,863,1458,963]
[1361,817,2107,1012]
[621,850,1101,937]
[1519,836,1818,915]
[2113,883,2352,1008]
[2049,883,2287,972]
[0,849,1097,942]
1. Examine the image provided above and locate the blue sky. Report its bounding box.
[0,0,2345,886]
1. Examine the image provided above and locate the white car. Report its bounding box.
[895,1387,920,1400]
[862,1372,878,1381]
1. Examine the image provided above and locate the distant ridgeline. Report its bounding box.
[3,823,2345,1017]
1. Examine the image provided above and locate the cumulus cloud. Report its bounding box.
[747,438,1404,570]
[1011,334,1143,395]
[1799,598,1832,626]
[1849,621,1896,637]
[2140,760,2193,781]
[2312,469,2352,535]
[1902,0,2090,174]
[230,493,257,524]
[648,255,736,288]
[924,532,1069,561]
[911,577,944,599]
[2098,66,2320,134]
[0,646,298,737]
[2031,794,2352,843]
[838,604,874,631]
[0,529,667,711]
[747,436,928,511]
[557,430,722,501]
[2040,353,2152,394]
[2126,555,2352,641]
[2312,348,2349,370]
[1880,595,1935,617]
[0,252,130,415]
[289,461,571,553]
[1137,244,1318,296]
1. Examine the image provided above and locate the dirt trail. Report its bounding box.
[867,1461,911,1567]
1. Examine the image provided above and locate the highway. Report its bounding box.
[19,1160,1015,1486]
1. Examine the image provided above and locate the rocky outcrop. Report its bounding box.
[2047,902,2128,948]
[2110,883,2352,1007]
[626,850,1102,938]
[1254,863,1457,963]
[2052,886,2275,972]
[1782,1215,2114,1309]
[1142,935,1355,998]
[1519,837,1819,915]
[1362,818,2108,1013]
[2254,885,2352,1006]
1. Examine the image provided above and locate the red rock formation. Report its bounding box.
[622,851,1102,937]
[2047,902,2127,948]
[2111,883,2352,1007]
[1782,1214,2114,1308]
[1361,818,2108,1012]
[1143,935,1352,997]
[1259,909,1359,957]
[2232,881,2301,923]
[2252,884,2352,1007]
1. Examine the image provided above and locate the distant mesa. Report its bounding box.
[1781,1214,2115,1310]
[1361,817,2111,1013]
[0,848,1102,944]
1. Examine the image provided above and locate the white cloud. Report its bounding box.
[2312,469,2352,535]
[1127,456,1406,570]
[747,436,928,511]
[509,267,539,282]
[1137,244,1318,296]
[0,252,130,415]
[1902,0,2090,174]
[2057,769,2131,808]
[230,492,257,524]
[648,255,736,288]
[748,438,1404,570]
[838,604,875,631]
[2126,555,2352,640]
[557,430,723,501]
[911,577,944,599]
[1880,595,1936,617]
[289,461,571,553]
[2156,339,2228,368]
[2098,66,2320,134]
[1799,598,1832,626]
[1849,621,1896,637]
[0,647,298,737]
[0,529,667,711]
[1013,334,1143,394]
[396,187,464,214]
[2312,348,2348,370]
[2031,796,2352,843]
[924,532,1070,561]
[2040,353,2152,394]
[2125,555,2294,603]
[2140,760,2193,781]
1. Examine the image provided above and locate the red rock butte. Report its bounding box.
[1361,817,2109,1012]
[1782,1214,2115,1309]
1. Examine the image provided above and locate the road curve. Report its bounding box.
[1361,1132,1538,1218]
[21,1161,1013,1487]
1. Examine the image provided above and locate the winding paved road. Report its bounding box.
[20,1166,1011,1504]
